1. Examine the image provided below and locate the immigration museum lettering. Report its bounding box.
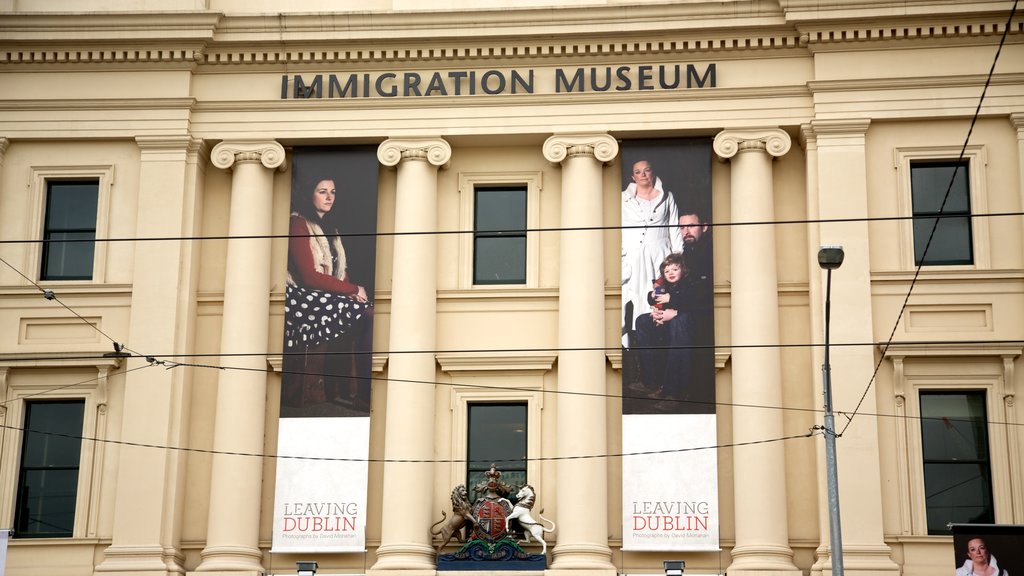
[281,63,716,99]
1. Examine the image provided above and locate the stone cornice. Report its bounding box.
[0,12,221,41]
[780,0,1012,21]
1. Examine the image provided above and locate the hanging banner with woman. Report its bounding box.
[620,139,719,551]
[272,146,379,553]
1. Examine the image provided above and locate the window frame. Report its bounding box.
[27,166,113,284]
[894,146,988,270]
[466,403,528,501]
[885,346,1018,536]
[472,186,528,286]
[917,391,994,534]
[457,171,542,289]
[0,356,120,539]
[438,352,552,501]
[14,399,87,538]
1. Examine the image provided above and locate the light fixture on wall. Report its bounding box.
[818,244,845,576]
[663,560,685,576]
[296,561,318,576]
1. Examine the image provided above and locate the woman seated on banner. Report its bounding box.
[282,177,373,413]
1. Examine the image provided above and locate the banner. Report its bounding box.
[0,528,8,576]
[273,146,379,552]
[951,524,1024,576]
[620,139,718,550]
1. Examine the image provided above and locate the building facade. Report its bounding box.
[0,1,1022,575]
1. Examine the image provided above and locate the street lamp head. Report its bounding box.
[818,245,845,270]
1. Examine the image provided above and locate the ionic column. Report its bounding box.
[195,141,285,575]
[811,119,898,575]
[714,128,801,576]
[543,134,618,576]
[97,136,205,576]
[369,138,451,576]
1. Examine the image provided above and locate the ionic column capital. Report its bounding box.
[542,133,618,165]
[210,140,286,171]
[377,137,451,168]
[714,128,791,160]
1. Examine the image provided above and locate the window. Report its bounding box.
[14,400,85,538]
[467,403,527,501]
[473,186,527,285]
[40,180,99,280]
[894,146,988,270]
[910,161,972,266]
[919,392,994,534]
[885,347,1017,536]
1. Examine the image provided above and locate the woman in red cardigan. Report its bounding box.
[283,178,373,414]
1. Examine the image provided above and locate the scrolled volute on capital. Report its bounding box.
[712,128,791,160]
[210,141,286,171]
[542,133,618,165]
[377,138,452,168]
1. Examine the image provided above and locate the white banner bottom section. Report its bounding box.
[272,417,370,553]
[0,528,8,576]
[622,414,719,551]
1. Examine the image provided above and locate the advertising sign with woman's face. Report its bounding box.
[620,138,719,551]
[273,146,379,553]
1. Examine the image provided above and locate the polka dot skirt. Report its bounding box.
[284,284,370,350]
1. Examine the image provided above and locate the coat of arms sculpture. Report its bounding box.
[433,464,553,570]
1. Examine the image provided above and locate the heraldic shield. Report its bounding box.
[434,464,547,570]
[472,497,513,541]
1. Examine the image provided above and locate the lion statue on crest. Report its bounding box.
[430,484,477,551]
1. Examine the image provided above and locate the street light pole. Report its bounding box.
[818,245,845,576]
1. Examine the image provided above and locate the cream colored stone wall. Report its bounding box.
[0,1,1021,575]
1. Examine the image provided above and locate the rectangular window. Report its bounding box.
[14,400,85,538]
[910,161,972,266]
[919,392,993,535]
[41,180,99,280]
[473,186,526,285]
[467,403,527,501]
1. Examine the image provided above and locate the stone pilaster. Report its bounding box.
[714,128,801,576]
[193,141,285,576]
[543,134,618,576]
[1011,113,1024,249]
[369,138,451,576]
[809,119,898,576]
[97,136,206,576]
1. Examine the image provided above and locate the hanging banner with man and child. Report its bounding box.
[272,146,379,553]
[620,139,719,551]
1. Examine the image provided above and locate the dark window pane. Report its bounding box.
[910,162,972,266]
[41,232,96,281]
[473,186,527,285]
[922,463,993,533]
[467,404,527,501]
[911,163,969,214]
[920,392,992,535]
[45,184,99,230]
[41,181,98,280]
[15,401,85,538]
[475,188,526,231]
[474,237,526,284]
[913,217,972,266]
